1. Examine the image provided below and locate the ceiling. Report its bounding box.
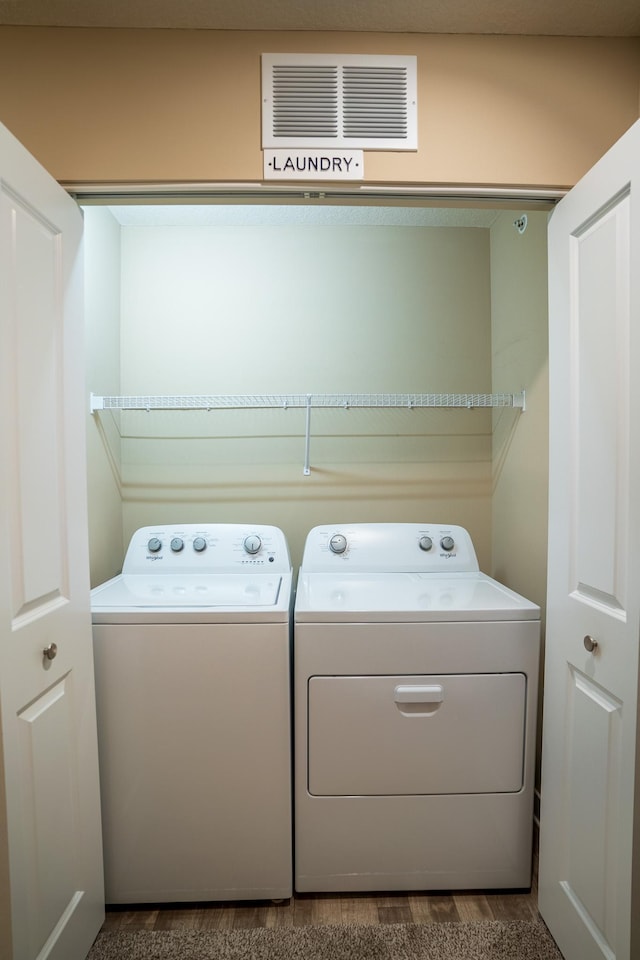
[106,203,504,228]
[0,0,638,37]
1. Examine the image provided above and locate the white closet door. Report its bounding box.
[539,119,640,960]
[0,121,104,960]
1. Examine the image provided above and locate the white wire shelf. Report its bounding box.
[90,391,526,475]
[90,392,525,412]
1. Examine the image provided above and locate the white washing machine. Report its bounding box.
[91,523,292,903]
[294,522,540,893]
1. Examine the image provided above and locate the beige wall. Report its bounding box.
[0,28,638,187]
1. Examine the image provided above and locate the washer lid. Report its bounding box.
[91,573,284,609]
[294,571,540,622]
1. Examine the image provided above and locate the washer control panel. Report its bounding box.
[122,524,291,574]
[300,523,479,573]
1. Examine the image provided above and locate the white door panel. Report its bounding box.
[17,679,82,949]
[0,122,104,960]
[572,194,630,619]
[539,119,640,960]
[6,193,66,624]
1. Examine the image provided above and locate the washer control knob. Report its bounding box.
[440,536,455,551]
[419,536,433,552]
[170,537,184,552]
[244,535,262,555]
[329,534,347,554]
[147,537,162,553]
[193,537,207,553]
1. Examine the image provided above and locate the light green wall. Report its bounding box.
[490,209,549,785]
[86,211,499,575]
[84,207,124,586]
[119,225,491,395]
[490,211,548,611]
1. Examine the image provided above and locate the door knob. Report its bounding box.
[583,635,598,654]
[43,642,58,661]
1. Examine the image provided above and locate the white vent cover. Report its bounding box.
[261,53,417,151]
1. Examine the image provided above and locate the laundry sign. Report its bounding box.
[263,149,364,180]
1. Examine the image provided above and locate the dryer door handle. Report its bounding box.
[394,684,444,704]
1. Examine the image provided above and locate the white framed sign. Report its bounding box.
[263,149,364,181]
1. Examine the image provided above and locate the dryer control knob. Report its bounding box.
[147,537,162,553]
[244,535,262,555]
[440,536,455,551]
[329,534,347,554]
[171,537,184,552]
[193,537,207,552]
[419,536,433,552]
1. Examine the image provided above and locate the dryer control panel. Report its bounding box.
[122,524,291,575]
[300,523,479,573]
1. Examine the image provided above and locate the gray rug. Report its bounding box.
[88,920,563,959]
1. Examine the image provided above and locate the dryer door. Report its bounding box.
[308,673,526,796]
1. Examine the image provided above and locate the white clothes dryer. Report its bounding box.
[294,522,540,893]
[91,523,292,903]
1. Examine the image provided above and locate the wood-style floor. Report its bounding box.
[101,853,540,931]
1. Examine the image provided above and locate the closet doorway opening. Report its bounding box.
[80,192,552,609]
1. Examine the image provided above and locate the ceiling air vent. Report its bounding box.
[262,53,417,151]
